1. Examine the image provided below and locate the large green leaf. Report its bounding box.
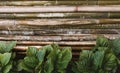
[72,50,94,73]
[3,63,12,73]
[96,36,109,47]
[24,56,39,69]
[37,49,46,62]
[0,41,16,53]
[26,47,38,56]
[44,58,54,73]
[56,47,72,72]
[6,41,16,52]
[0,53,11,66]
[93,51,105,71]
[111,38,120,59]
[103,53,117,72]
[18,60,33,72]
[0,42,6,53]
[35,49,46,73]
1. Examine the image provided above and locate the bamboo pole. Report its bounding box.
[0,34,119,41]
[0,6,120,13]
[0,1,97,6]
[0,1,120,6]
[0,19,120,29]
[0,20,119,29]
[0,13,120,19]
[13,46,91,51]
[0,29,119,35]
[0,19,120,26]
[16,41,96,46]
[0,13,109,19]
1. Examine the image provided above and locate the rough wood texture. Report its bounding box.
[0,19,120,30]
[0,0,120,58]
[0,6,120,13]
[0,1,120,6]
[0,34,119,41]
[0,13,120,19]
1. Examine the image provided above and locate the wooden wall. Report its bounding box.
[0,0,120,59]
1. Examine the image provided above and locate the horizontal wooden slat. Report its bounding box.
[0,29,119,35]
[0,6,120,13]
[1,19,120,25]
[0,34,119,41]
[13,46,91,51]
[16,41,96,46]
[0,19,120,29]
[0,13,120,19]
[0,1,120,6]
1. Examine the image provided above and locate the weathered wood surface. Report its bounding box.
[0,6,120,13]
[0,13,120,19]
[0,1,120,6]
[0,0,119,58]
[0,19,120,30]
[0,34,119,41]
[0,29,120,35]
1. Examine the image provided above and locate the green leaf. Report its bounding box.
[18,60,33,72]
[42,45,53,54]
[111,38,120,59]
[24,56,38,69]
[0,53,11,66]
[44,58,54,73]
[35,49,46,73]
[3,63,12,73]
[96,36,109,47]
[57,47,72,72]
[0,41,16,53]
[6,41,16,52]
[37,49,46,62]
[93,51,105,70]
[72,50,94,73]
[26,47,38,56]
[104,53,117,71]
[0,41,6,53]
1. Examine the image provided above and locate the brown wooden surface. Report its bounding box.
[0,1,119,58]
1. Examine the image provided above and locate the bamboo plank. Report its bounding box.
[0,1,120,6]
[16,41,96,46]
[0,13,119,19]
[0,19,120,29]
[13,46,91,51]
[0,19,120,26]
[0,6,120,13]
[0,34,119,41]
[0,1,97,6]
[0,29,119,35]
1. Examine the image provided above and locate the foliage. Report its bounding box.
[72,36,120,73]
[0,41,16,73]
[18,44,72,73]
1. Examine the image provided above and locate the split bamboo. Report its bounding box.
[0,1,120,6]
[0,13,120,19]
[0,6,120,13]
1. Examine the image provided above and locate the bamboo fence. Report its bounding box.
[0,0,120,58]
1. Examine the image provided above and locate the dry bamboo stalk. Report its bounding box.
[0,19,120,29]
[16,51,80,56]
[0,13,120,19]
[0,29,119,35]
[0,1,97,6]
[0,1,120,6]
[0,6,120,13]
[13,46,91,51]
[0,13,110,19]
[0,34,119,41]
[16,41,96,46]
[0,19,120,26]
